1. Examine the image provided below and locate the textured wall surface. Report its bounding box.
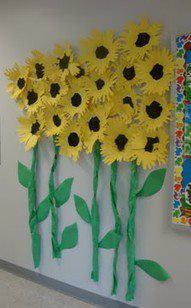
[0,1,191,307]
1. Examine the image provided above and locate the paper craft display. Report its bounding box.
[5,18,174,301]
[172,35,191,226]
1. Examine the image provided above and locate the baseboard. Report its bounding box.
[0,259,136,308]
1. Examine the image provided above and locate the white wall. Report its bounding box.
[0,1,191,307]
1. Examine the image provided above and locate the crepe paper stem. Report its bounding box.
[91,141,101,282]
[126,160,138,301]
[110,161,122,295]
[28,143,40,268]
[49,136,61,259]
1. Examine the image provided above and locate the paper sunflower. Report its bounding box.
[109,86,139,123]
[5,64,29,100]
[101,118,133,165]
[121,18,161,62]
[113,54,140,89]
[74,59,88,80]
[130,127,169,169]
[86,70,116,103]
[57,120,83,161]
[43,78,68,107]
[61,79,90,118]
[17,114,44,151]
[19,80,44,114]
[80,29,120,74]
[43,105,67,137]
[137,94,173,132]
[136,48,175,95]
[81,103,109,154]
[26,50,51,81]
[51,43,79,80]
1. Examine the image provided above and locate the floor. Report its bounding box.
[0,269,96,308]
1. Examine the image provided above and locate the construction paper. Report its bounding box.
[18,162,30,188]
[136,168,166,197]
[60,223,78,250]
[135,259,170,281]
[37,196,51,223]
[55,177,74,207]
[99,229,120,249]
[74,195,92,224]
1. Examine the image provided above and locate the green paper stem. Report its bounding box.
[28,143,40,268]
[91,141,101,282]
[110,161,122,295]
[49,136,61,258]
[126,160,138,301]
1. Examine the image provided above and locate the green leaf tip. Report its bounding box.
[135,259,171,281]
[55,177,74,207]
[37,196,51,223]
[136,168,166,198]
[74,194,91,224]
[18,161,31,188]
[99,229,120,249]
[60,223,78,250]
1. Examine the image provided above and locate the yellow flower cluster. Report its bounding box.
[5,18,175,169]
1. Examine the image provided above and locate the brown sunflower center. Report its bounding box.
[53,114,61,127]
[145,137,159,152]
[76,66,85,78]
[27,90,38,105]
[71,93,82,107]
[50,83,60,98]
[68,132,80,147]
[17,78,25,89]
[88,116,100,132]
[95,45,109,59]
[150,63,163,80]
[35,63,44,79]
[135,32,150,47]
[115,134,128,151]
[95,78,105,90]
[123,96,134,108]
[58,54,70,71]
[31,121,40,135]
[123,66,135,80]
[146,101,163,119]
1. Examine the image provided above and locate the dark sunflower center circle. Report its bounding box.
[146,101,163,119]
[53,114,61,127]
[88,116,100,132]
[31,121,40,135]
[150,63,164,80]
[145,137,159,152]
[123,66,135,80]
[135,32,150,47]
[50,83,60,98]
[35,63,44,79]
[95,45,109,59]
[123,96,134,108]
[76,66,85,78]
[71,93,82,107]
[68,132,80,147]
[58,54,70,71]
[115,134,128,151]
[95,78,105,90]
[27,90,38,105]
[17,78,25,89]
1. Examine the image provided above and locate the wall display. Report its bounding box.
[172,34,191,227]
[5,18,174,301]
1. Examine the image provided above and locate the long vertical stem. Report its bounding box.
[126,160,138,301]
[49,136,61,258]
[28,143,40,268]
[110,161,122,295]
[91,141,101,282]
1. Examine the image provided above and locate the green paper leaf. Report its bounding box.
[136,168,166,197]
[55,178,74,207]
[37,196,51,223]
[18,161,30,188]
[60,223,78,250]
[74,194,91,224]
[135,259,170,281]
[99,229,120,249]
